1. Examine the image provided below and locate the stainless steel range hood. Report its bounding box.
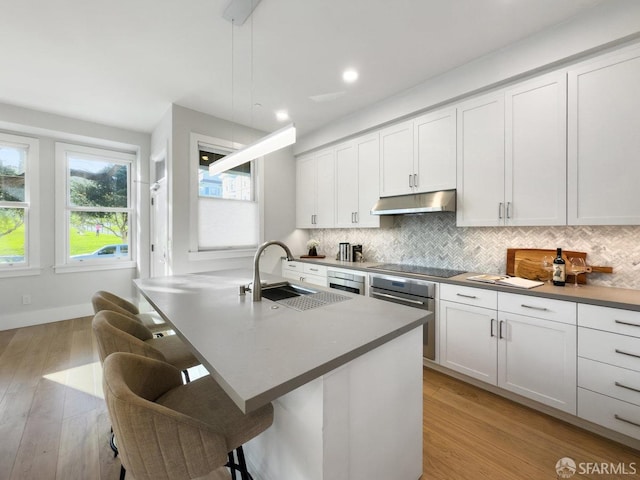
[370,190,456,215]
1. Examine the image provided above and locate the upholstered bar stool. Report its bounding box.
[92,310,199,382]
[103,352,274,480]
[91,290,169,336]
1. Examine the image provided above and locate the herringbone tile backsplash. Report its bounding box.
[312,213,640,290]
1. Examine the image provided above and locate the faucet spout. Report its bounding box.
[253,240,294,302]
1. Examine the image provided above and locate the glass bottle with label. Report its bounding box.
[552,247,566,286]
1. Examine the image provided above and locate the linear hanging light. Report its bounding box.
[209,122,296,175]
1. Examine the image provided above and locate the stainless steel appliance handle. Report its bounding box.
[456,293,477,299]
[370,291,425,306]
[521,304,549,311]
[615,319,640,328]
[616,349,640,359]
[614,414,640,429]
[615,381,640,394]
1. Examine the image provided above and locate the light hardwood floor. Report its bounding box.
[1,317,638,479]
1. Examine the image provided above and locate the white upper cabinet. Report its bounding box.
[456,91,506,226]
[457,72,567,227]
[296,148,335,228]
[335,133,381,228]
[568,45,640,225]
[379,120,414,197]
[414,107,457,193]
[379,109,456,198]
[505,72,567,226]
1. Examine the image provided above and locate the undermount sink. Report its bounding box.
[261,282,317,302]
[260,282,352,311]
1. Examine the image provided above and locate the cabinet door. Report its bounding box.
[296,155,316,228]
[335,141,358,227]
[505,72,567,226]
[379,120,414,197]
[497,312,577,414]
[414,107,456,193]
[439,300,497,384]
[314,149,335,228]
[568,45,640,225]
[456,92,505,226]
[356,133,381,227]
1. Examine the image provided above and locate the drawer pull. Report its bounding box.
[615,381,640,394]
[614,414,640,429]
[309,268,319,272]
[615,319,640,328]
[521,304,548,311]
[615,349,640,360]
[456,293,478,299]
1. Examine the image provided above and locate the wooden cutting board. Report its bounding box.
[506,248,613,284]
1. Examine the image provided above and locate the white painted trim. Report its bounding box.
[0,302,94,331]
[0,267,43,278]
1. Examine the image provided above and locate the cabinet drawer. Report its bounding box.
[303,263,327,276]
[498,292,576,325]
[579,357,640,407]
[282,260,303,272]
[579,387,640,440]
[579,327,640,372]
[440,284,497,309]
[579,304,640,338]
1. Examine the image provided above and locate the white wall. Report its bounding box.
[296,0,640,155]
[0,103,151,330]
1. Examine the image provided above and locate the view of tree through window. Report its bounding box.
[198,149,252,200]
[66,154,131,261]
[0,144,27,264]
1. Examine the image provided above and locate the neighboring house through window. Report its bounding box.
[55,142,135,271]
[0,132,39,276]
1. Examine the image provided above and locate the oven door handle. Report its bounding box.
[370,291,425,306]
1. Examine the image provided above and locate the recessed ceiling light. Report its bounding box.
[343,69,359,83]
[275,110,290,122]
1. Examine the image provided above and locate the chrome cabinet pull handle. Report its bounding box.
[498,202,503,219]
[490,319,495,338]
[615,381,640,394]
[456,293,478,299]
[414,174,418,188]
[615,319,640,328]
[506,201,512,219]
[355,212,358,223]
[521,304,549,311]
[616,349,640,360]
[409,174,413,188]
[499,320,504,339]
[614,414,640,429]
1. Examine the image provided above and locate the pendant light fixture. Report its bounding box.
[211,0,296,177]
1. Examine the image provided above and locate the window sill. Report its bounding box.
[0,267,43,278]
[54,260,137,274]
[188,248,256,262]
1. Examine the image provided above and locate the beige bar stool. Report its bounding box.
[91,290,169,336]
[103,352,274,480]
[92,310,199,382]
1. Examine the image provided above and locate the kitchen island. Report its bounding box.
[135,269,429,480]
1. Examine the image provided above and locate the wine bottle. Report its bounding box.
[552,247,566,286]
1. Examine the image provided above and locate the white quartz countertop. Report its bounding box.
[134,269,428,413]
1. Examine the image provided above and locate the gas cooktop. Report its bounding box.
[369,263,466,279]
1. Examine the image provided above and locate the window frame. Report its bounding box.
[0,132,40,278]
[188,132,263,261]
[54,142,136,273]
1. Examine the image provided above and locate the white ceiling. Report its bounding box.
[0,0,605,136]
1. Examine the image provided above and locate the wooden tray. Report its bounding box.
[506,248,612,284]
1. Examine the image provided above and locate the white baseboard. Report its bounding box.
[0,303,94,331]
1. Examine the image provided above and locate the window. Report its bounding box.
[0,132,39,275]
[55,143,135,270]
[190,133,260,256]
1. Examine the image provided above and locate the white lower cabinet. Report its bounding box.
[578,304,640,440]
[439,285,577,414]
[281,260,327,287]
